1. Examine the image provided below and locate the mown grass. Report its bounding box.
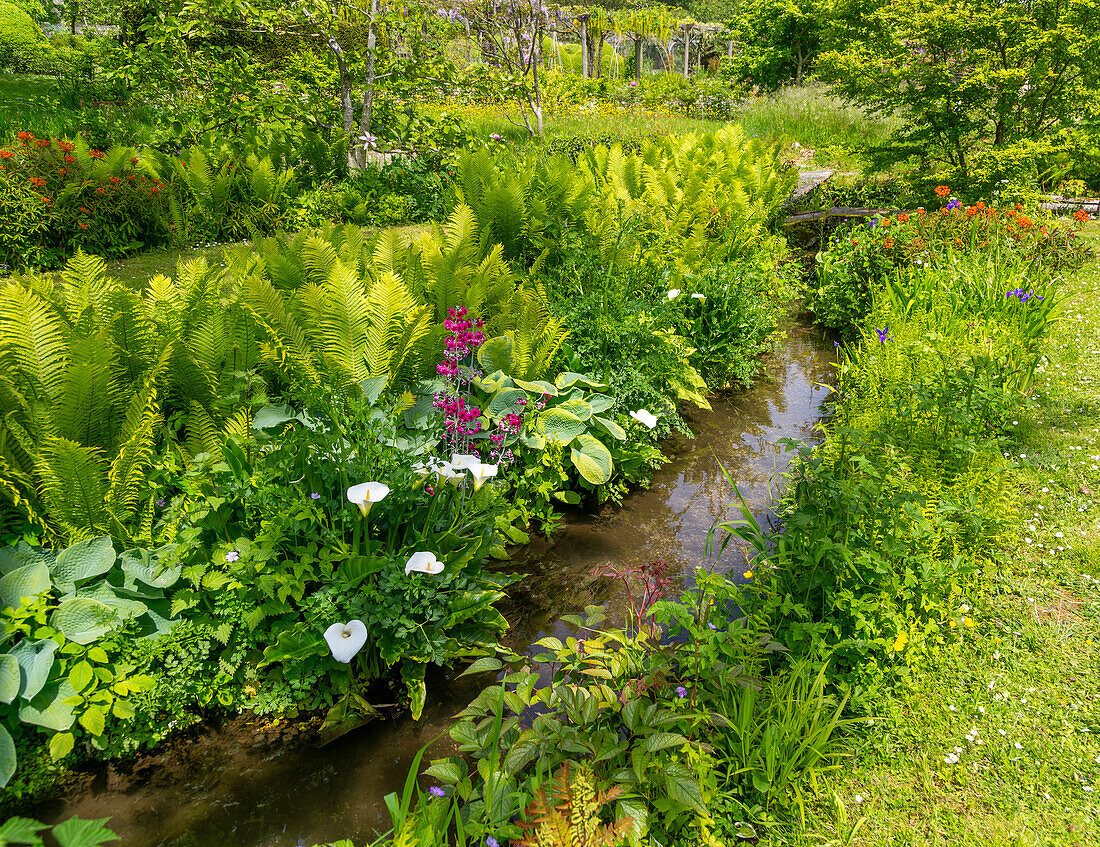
[760,227,1100,847]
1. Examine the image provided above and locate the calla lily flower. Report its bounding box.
[437,461,467,487]
[405,551,445,575]
[467,462,498,491]
[412,458,448,482]
[691,292,706,301]
[667,289,681,300]
[346,481,390,516]
[324,620,368,663]
[629,409,658,429]
[449,453,480,470]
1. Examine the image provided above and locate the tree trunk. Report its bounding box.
[579,19,588,77]
[350,0,380,172]
[682,28,691,78]
[727,40,733,59]
[596,34,605,79]
[634,37,643,81]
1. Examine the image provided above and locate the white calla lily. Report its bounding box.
[449,453,480,470]
[412,457,448,482]
[467,462,499,491]
[691,292,706,301]
[437,461,467,487]
[405,551,445,575]
[629,409,658,429]
[667,289,681,300]
[324,620,368,663]
[346,481,390,516]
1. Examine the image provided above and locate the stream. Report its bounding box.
[36,323,836,847]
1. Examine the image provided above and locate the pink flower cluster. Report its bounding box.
[435,306,485,454]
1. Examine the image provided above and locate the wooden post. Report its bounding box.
[634,37,643,80]
[727,40,733,59]
[682,26,691,78]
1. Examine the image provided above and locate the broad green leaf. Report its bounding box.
[458,656,503,677]
[0,563,51,611]
[477,335,513,374]
[519,431,546,450]
[537,408,585,445]
[570,433,613,485]
[11,638,58,701]
[664,762,706,813]
[18,679,77,732]
[424,760,464,784]
[51,815,120,847]
[0,653,19,704]
[251,404,301,430]
[52,536,115,594]
[554,371,607,391]
[588,393,615,413]
[68,661,94,693]
[513,378,557,396]
[558,397,593,421]
[616,795,648,841]
[0,725,15,788]
[51,598,122,645]
[487,388,527,417]
[79,704,106,736]
[259,628,327,668]
[336,555,386,590]
[76,583,147,621]
[0,541,55,575]
[360,375,388,405]
[120,547,181,589]
[50,730,75,760]
[645,731,689,752]
[404,663,427,721]
[593,415,627,441]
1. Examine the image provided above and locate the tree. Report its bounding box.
[724,0,824,86]
[821,0,1100,177]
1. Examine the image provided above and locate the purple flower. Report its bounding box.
[947,200,961,211]
[155,498,166,508]
[429,786,446,797]
[707,622,718,630]
[874,325,893,344]
[676,685,688,698]
[489,133,502,141]
[225,551,239,562]
[310,492,321,500]
[486,839,500,847]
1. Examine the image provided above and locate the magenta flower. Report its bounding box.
[676,685,688,698]
[225,551,239,562]
[429,786,446,797]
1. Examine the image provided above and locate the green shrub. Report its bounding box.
[0,2,53,73]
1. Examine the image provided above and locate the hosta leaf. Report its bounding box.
[512,378,557,396]
[588,393,615,413]
[0,654,19,704]
[570,433,613,485]
[51,598,122,645]
[0,563,51,611]
[558,397,593,421]
[0,725,15,788]
[18,679,78,732]
[0,541,55,575]
[251,404,302,430]
[554,371,607,391]
[11,638,58,701]
[120,547,181,589]
[594,417,625,443]
[487,388,527,417]
[536,407,585,445]
[52,536,115,594]
[75,583,147,621]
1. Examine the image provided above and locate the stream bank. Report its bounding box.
[36,322,836,847]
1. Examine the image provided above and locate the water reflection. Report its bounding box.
[40,325,835,847]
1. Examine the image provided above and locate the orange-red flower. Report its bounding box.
[1074,209,1091,223]
[89,149,104,159]
[0,150,11,159]
[880,217,892,226]
[898,212,910,223]
[935,185,951,197]
[58,140,74,153]
[16,131,34,142]
[78,222,88,229]
[64,154,76,163]
[28,176,45,187]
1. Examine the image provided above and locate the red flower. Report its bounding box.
[935,185,951,198]
[0,150,12,159]
[64,154,76,163]
[897,212,910,223]
[79,206,88,213]
[109,176,121,185]
[28,176,46,187]
[150,186,160,194]
[130,157,138,164]
[89,150,104,159]
[95,187,105,195]
[1073,209,1091,223]
[40,196,51,204]
[78,222,88,229]
[35,139,50,149]
[17,131,34,142]
[58,140,75,153]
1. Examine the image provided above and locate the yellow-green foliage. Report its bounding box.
[514,763,633,847]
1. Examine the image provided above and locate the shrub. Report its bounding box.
[0,1,53,73]
[0,133,172,267]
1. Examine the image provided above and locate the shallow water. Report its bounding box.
[38,324,835,847]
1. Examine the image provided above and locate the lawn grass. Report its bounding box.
[761,226,1100,847]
